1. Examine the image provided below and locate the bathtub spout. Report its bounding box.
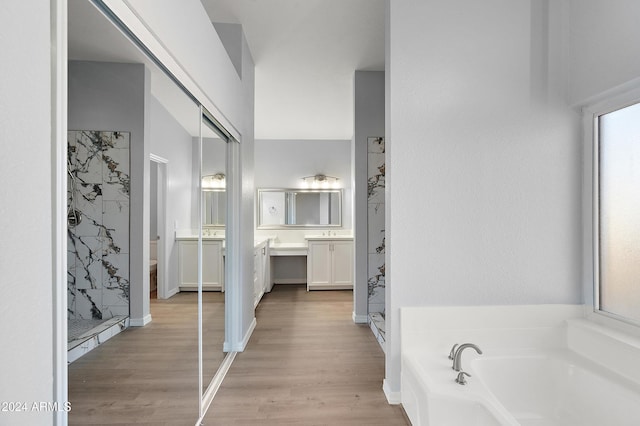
[452,343,483,371]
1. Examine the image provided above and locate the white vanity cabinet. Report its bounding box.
[306,238,353,290]
[177,238,224,291]
[253,239,270,306]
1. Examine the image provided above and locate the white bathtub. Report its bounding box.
[403,348,640,426]
[400,306,640,426]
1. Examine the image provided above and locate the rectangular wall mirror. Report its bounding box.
[203,189,226,227]
[257,188,342,228]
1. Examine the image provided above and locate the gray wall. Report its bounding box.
[254,139,353,229]
[353,71,385,322]
[68,61,150,325]
[148,94,196,297]
[214,22,243,78]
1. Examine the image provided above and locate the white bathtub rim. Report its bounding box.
[402,350,518,425]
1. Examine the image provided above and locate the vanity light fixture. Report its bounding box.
[202,173,226,189]
[301,173,340,188]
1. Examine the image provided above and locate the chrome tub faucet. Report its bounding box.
[450,343,483,371]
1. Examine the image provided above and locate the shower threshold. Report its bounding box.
[68,316,129,363]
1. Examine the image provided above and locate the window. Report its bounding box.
[596,101,640,324]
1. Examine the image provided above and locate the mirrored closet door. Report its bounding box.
[67,1,233,423]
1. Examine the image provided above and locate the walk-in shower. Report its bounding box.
[67,130,130,360]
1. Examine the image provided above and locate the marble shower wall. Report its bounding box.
[368,137,385,315]
[67,130,130,320]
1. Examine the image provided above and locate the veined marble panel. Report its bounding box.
[102,200,129,255]
[71,235,103,290]
[367,137,385,204]
[68,131,104,184]
[102,252,130,302]
[101,133,130,201]
[75,288,103,320]
[70,182,102,237]
[368,136,385,154]
[367,136,386,316]
[368,203,385,255]
[368,253,385,305]
[68,131,130,321]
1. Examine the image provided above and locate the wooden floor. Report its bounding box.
[203,285,409,425]
[68,286,407,425]
[68,291,226,425]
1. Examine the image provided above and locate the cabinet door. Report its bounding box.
[203,241,223,289]
[331,241,353,287]
[179,241,199,286]
[179,240,223,291]
[307,241,331,288]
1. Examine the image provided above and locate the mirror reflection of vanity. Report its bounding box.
[176,142,227,293]
[257,188,342,228]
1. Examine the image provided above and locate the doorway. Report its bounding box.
[150,155,168,299]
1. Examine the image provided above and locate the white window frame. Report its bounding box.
[583,84,640,331]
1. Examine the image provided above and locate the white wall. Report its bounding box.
[239,30,257,349]
[386,0,582,397]
[353,71,385,321]
[0,2,55,424]
[568,0,640,105]
[149,94,196,296]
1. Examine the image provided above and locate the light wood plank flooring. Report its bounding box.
[68,292,226,425]
[203,284,409,425]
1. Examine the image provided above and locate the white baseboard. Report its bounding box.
[129,314,152,327]
[223,317,257,352]
[352,312,368,324]
[383,379,401,404]
[197,351,237,426]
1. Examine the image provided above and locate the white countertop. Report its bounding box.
[304,235,353,241]
[269,242,308,256]
[175,235,225,241]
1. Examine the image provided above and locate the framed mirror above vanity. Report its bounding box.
[257,188,342,229]
[202,188,226,227]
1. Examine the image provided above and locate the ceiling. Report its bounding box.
[200,0,385,140]
[68,0,385,141]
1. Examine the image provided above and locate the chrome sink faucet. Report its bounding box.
[450,343,483,371]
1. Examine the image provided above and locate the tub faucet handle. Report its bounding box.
[455,371,471,385]
[448,344,459,360]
